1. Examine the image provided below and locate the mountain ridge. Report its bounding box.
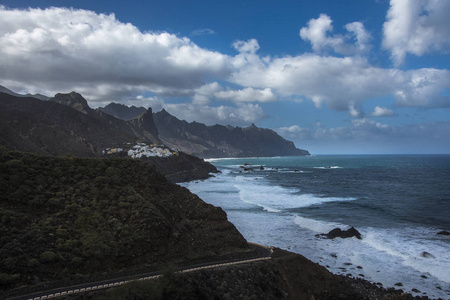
[0,91,215,182]
[0,84,50,101]
[99,103,310,158]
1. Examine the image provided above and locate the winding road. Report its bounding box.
[6,242,272,300]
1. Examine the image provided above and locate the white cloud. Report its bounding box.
[278,119,450,154]
[192,82,276,104]
[394,68,450,107]
[299,14,371,55]
[277,125,312,140]
[383,0,450,65]
[348,101,364,118]
[0,7,230,103]
[0,5,448,127]
[231,50,450,112]
[233,39,260,54]
[192,82,222,105]
[164,103,266,126]
[372,106,394,117]
[215,87,276,103]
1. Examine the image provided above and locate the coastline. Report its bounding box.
[181,155,450,299]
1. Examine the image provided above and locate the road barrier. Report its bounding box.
[16,256,271,300]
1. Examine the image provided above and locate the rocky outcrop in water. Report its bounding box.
[316,227,362,239]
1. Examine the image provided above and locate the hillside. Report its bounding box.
[0,148,248,292]
[0,148,414,300]
[98,103,310,158]
[90,248,412,300]
[0,92,216,182]
[153,109,310,158]
[0,92,154,157]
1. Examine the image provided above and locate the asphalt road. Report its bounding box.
[5,242,272,300]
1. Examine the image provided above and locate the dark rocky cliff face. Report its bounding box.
[97,103,310,158]
[50,92,92,114]
[127,108,160,145]
[0,92,216,182]
[98,102,147,121]
[0,92,136,157]
[153,109,310,158]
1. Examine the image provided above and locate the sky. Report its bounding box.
[0,0,449,154]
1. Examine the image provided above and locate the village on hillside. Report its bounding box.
[103,143,179,158]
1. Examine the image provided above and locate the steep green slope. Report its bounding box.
[0,148,248,291]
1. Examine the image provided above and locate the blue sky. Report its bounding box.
[0,0,449,154]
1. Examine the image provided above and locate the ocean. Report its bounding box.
[181,155,450,299]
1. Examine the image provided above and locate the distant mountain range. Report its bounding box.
[99,102,310,158]
[0,85,50,101]
[0,85,309,159]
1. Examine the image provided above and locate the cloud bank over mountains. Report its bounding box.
[0,0,449,153]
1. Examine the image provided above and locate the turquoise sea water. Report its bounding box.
[182,155,450,299]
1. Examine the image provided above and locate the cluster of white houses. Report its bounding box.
[103,143,179,158]
[127,143,178,158]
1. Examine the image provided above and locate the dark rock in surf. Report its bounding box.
[421,252,435,258]
[316,227,362,240]
[436,230,450,236]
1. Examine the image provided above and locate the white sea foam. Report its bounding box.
[233,175,356,212]
[313,166,342,169]
[291,216,450,298]
[182,161,450,299]
[363,228,450,283]
[293,215,345,233]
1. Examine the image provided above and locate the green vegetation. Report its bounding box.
[93,268,200,300]
[0,147,247,291]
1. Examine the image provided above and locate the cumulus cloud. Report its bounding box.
[192,82,276,104]
[394,68,450,108]
[299,14,371,55]
[233,39,260,54]
[372,106,394,117]
[348,101,364,118]
[1,5,448,129]
[192,82,222,105]
[164,102,266,126]
[230,49,450,112]
[383,0,450,65]
[0,6,230,103]
[215,87,276,103]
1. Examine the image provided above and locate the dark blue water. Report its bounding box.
[183,155,450,298]
[266,155,450,229]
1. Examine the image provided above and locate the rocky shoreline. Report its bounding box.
[89,248,434,300]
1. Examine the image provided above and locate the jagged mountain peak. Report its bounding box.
[153,109,310,158]
[50,91,91,114]
[98,102,147,121]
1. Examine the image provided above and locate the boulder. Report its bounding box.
[437,230,450,236]
[421,252,435,258]
[316,227,362,240]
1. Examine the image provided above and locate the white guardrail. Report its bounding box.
[26,256,271,300]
